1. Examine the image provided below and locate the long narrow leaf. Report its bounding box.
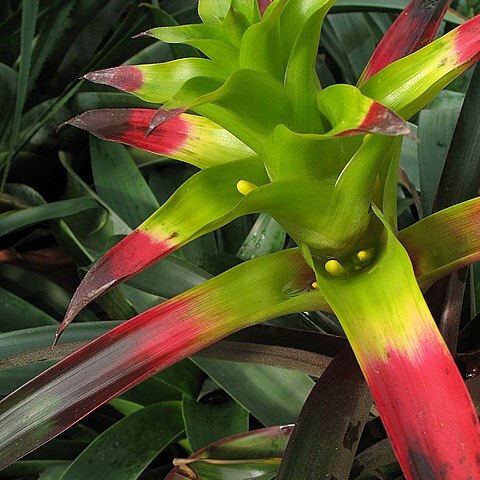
[361,13,480,118]
[311,216,480,479]
[3,0,38,183]
[66,109,254,169]
[56,157,269,339]
[84,59,227,104]
[399,196,480,288]
[0,198,101,238]
[276,346,371,480]
[358,0,451,85]
[0,249,321,469]
[58,402,184,480]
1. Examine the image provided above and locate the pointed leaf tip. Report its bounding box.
[356,101,416,139]
[56,229,178,339]
[257,0,272,16]
[146,107,187,136]
[64,108,253,169]
[359,0,451,85]
[83,66,143,93]
[65,109,191,157]
[132,30,151,39]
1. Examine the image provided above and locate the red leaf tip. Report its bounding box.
[257,0,272,16]
[146,107,187,136]
[83,66,143,93]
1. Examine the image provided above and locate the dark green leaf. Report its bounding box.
[58,402,184,480]
[0,197,101,238]
[0,64,17,142]
[237,213,286,260]
[192,358,314,426]
[90,137,159,228]
[0,264,97,323]
[183,395,249,451]
[0,286,58,332]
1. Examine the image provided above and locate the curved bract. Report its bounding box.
[2,0,480,478]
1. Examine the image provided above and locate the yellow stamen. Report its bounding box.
[325,259,347,277]
[312,281,318,289]
[236,180,257,196]
[356,248,374,262]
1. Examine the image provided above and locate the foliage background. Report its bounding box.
[1,0,480,478]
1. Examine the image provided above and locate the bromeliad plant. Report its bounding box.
[2,0,480,478]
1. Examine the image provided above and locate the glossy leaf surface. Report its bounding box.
[0,249,321,469]
[312,217,480,479]
[58,402,184,480]
[84,59,227,104]
[67,109,254,169]
[359,0,451,84]
[361,13,480,119]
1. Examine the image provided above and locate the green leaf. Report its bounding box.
[239,0,287,80]
[126,254,211,299]
[4,0,39,183]
[192,358,314,425]
[90,137,159,228]
[361,15,480,119]
[0,264,97,323]
[399,123,420,189]
[236,213,286,260]
[0,286,58,332]
[284,1,334,131]
[0,460,69,477]
[433,63,480,210]
[58,403,184,480]
[399,196,480,289]
[58,153,131,236]
[0,197,101,238]
[183,395,249,451]
[0,322,119,361]
[28,2,74,92]
[0,362,55,396]
[326,12,375,81]
[198,0,232,25]
[108,398,143,416]
[0,64,17,142]
[222,3,252,48]
[146,25,239,73]
[38,464,70,480]
[166,424,293,480]
[164,69,291,152]
[84,59,227,104]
